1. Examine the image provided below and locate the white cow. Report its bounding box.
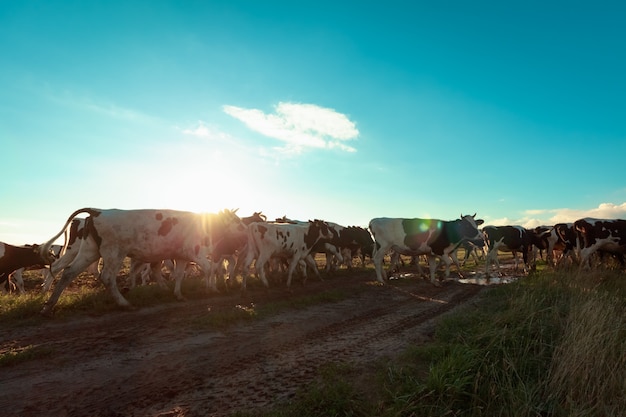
[369,214,484,285]
[42,219,101,291]
[241,220,334,290]
[39,207,245,315]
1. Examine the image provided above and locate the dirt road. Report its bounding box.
[1,271,487,417]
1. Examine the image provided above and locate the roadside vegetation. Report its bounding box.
[0,266,354,329]
[247,267,626,417]
[2,258,625,416]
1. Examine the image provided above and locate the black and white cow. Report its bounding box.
[552,223,579,267]
[273,217,343,276]
[39,207,245,315]
[483,225,543,277]
[458,237,487,266]
[531,226,553,262]
[369,214,484,285]
[240,220,334,290]
[1,241,51,292]
[574,218,626,268]
[336,226,375,268]
[9,244,63,294]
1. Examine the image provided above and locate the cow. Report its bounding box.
[458,237,487,267]
[42,218,102,292]
[369,214,484,285]
[483,225,543,277]
[39,207,245,316]
[574,218,626,268]
[273,216,342,277]
[240,219,334,290]
[209,211,267,288]
[9,244,63,294]
[552,223,579,267]
[336,226,375,269]
[1,242,51,292]
[531,226,553,262]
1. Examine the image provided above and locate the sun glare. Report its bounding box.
[150,143,268,217]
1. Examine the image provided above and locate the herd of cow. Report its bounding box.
[1,207,625,317]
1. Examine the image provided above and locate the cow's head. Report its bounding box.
[459,213,484,241]
[30,243,55,265]
[218,208,245,233]
[304,220,335,247]
[242,211,267,225]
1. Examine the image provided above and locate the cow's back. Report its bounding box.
[89,209,219,261]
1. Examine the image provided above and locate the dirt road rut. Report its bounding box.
[1,274,485,417]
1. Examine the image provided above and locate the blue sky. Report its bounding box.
[2,1,626,244]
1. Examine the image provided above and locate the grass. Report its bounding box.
[246,268,626,417]
[3,257,626,416]
[0,344,55,368]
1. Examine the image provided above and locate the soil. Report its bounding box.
[0,261,516,417]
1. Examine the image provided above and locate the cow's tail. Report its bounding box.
[40,208,100,264]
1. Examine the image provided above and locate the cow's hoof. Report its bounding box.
[40,307,54,318]
[432,281,442,287]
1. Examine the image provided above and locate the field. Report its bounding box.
[1,254,625,417]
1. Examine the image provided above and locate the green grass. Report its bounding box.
[4,262,626,416]
[247,269,626,417]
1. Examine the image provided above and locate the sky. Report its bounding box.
[2,1,626,244]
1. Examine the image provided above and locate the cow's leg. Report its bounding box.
[297,259,309,285]
[239,250,255,291]
[200,258,220,293]
[170,260,188,300]
[41,268,55,292]
[87,259,101,279]
[224,255,239,289]
[426,255,441,286]
[208,259,221,290]
[128,259,144,288]
[140,263,152,286]
[285,255,302,288]
[304,255,322,283]
[388,252,402,276]
[99,256,132,308]
[485,249,498,278]
[372,245,388,283]
[41,251,101,316]
[254,254,271,288]
[341,248,353,269]
[11,268,26,294]
[447,251,465,279]
[149,261,167,287]
[517,249,532,272]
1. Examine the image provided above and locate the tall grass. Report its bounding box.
[253,269,626,417]
[548,292,626,416]
[377,269,626,417]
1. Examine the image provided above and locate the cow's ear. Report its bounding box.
[476,219,485,226]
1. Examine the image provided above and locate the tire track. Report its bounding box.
[0,277,484,417]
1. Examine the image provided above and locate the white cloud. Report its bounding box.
[494,202,626,229]
[547,202,626,223]
[181,121,232,142]
[223,102,358,153]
